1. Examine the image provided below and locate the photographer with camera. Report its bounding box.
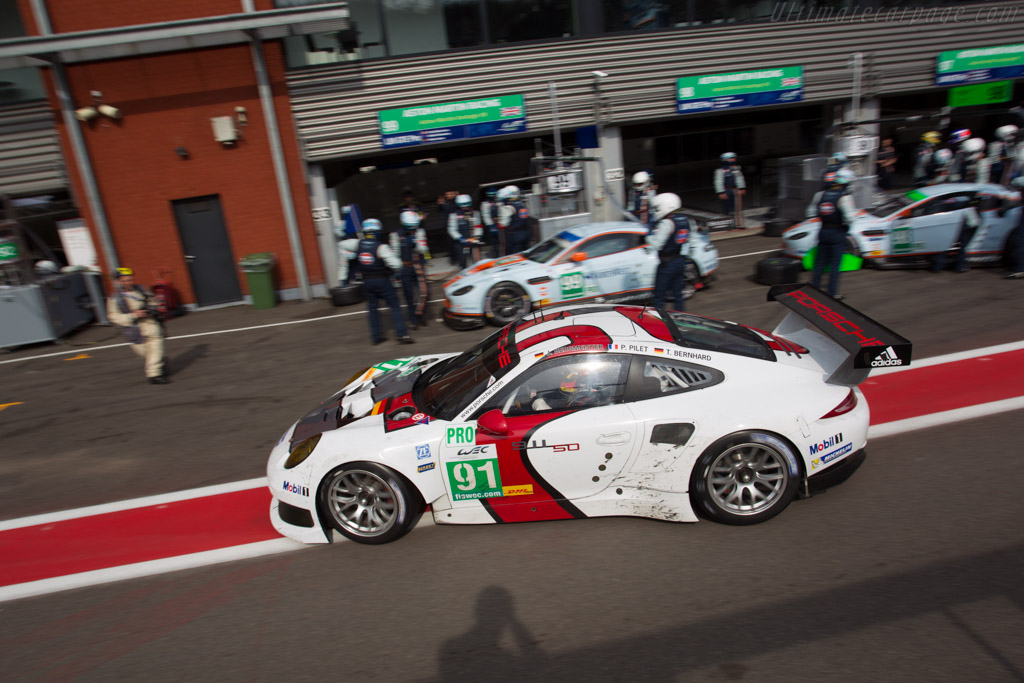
[107,266,168,384]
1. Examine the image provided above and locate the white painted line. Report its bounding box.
[869,339,1024,376]
[719,248,782,260]
[0,538,306,603]
[0,477,267,531]
[0,299,449,366]
[868,395,1024,439]
[0,510,438,603]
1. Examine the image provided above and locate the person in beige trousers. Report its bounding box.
[107,267,168,384]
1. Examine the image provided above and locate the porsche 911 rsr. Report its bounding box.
[442,222,719,329]
[781,183,1021,267]
[267,284,911,545]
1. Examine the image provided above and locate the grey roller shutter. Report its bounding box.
[0,101,67,196]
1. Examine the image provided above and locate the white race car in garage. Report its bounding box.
[267,285,911,545]
[442,222,719,329]
[781,183,1022,267]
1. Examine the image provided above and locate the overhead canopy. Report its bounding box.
[0,3,349,69]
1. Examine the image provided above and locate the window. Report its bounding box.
[624,358,724,402]
[476,354,630,417]
[486,0,575,44]
[568,232,639,260]
[662,311,775,361]
[914,193,973,218]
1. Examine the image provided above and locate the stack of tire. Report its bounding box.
[754,257,802,286]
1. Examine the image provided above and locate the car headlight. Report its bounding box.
[345,365,372,387]
[285,434,322,469]
[453,285,474,296]
[786,231,808,241]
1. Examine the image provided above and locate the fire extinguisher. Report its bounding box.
[151,267,179,320]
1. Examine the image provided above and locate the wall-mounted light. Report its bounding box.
[211,116,239,145]
[97,104,121,119]
[75,107,98,121]
[235,106,248,127]
[176,146,190,159]
[76,91,121,123]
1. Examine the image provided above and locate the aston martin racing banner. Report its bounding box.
[676,67,803,114]
[936,43,1024,86]
[378,95,527,149]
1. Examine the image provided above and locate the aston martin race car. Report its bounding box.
[442,222,719,329]
[267,284,911,545]
[781,183,1021,267]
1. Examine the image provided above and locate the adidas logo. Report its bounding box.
[871,346,903,367]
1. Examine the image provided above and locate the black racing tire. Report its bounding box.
[318,462,423,544]
[754,256,802,286]
[484,281,531,326]
[330,283,364,307]
[690,431,800,525]
[761,219,791,238]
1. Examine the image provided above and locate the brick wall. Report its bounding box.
[18,0,324,303]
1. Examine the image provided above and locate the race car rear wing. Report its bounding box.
[768,284,912,387]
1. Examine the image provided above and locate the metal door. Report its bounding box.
[172,196,242,307]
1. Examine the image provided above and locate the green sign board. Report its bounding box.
[379,95,527,149]
[936,43,1024,85]
[947,80,1013,107]
[677,66,803,113]
[0,241,20,262]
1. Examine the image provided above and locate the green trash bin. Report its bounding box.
[239,253,277,309]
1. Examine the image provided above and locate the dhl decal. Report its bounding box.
[502,484,534,497]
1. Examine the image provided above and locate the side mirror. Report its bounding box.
[477,409,509,436]
[571,251,587,262]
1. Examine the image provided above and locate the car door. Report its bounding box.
[440,353,636,520]
[550,232,643,303]
[620,355,725,479]
[900,193,973,255]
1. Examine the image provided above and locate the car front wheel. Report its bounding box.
[690,431,799,525]
[319,463,423,544]
[485,281,530,326]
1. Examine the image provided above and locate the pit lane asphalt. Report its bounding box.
[2,233,1024,680]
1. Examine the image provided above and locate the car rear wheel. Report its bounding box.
[690,431,799,525]
[485,281,530,326]
[319,463,423,544]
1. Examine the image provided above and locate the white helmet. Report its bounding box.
[455,193,473,208]
[632,171,651,190]
[934,148,953,165]
[962,137,986,155]
[652,192,682,221]
[503,185,520,200]
[399,210,421,228]
[996,124,1018,141]
[34,260,59,274]
[720,152,737,162]
[831,151,848,164]
[834,168,855,185]
[362,218,383,234]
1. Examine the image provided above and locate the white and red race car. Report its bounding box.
[267,285,911,545]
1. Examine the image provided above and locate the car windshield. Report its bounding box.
[523,234,572,263]
[416,326,519,420]
[869,193,914,218]
[662,311,774,361]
